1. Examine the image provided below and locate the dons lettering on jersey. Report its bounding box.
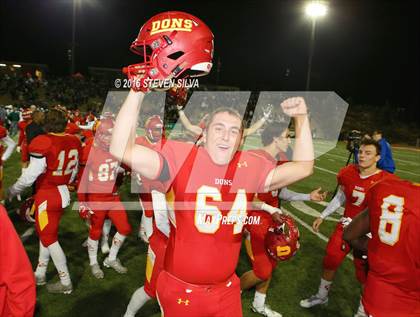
[150,18,193,35]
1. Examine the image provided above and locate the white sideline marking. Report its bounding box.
[289,201,341,221]
[20,227,35,243]
[282,206,354,261]
[397,169,420,177]
[315,166,338,175]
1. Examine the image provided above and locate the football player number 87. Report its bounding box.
[378,195,404,246]
[53,149,79,176]
[194,185,247,235]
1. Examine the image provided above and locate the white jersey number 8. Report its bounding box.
[378,195,404,246]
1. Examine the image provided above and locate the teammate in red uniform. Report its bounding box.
[113,12,313,317]
[7,109,82,294]
[300,138,396,316]
[242,121,326,317]
[124,115,170,317]
[0,204,36,316]
[343,179,420,317]
[77,118,131,278]
[17,109,32,170]
[0,122,16,202]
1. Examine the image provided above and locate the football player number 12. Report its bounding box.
[194,185,247,235]
[53,149,79,176]
[378,195,404,246]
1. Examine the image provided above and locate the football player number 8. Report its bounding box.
[53,149,79,176]
[378,195,404,246]
[194,185,247,235]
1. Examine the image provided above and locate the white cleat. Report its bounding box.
[35,274,46,286]
[300,295,328,308]
[251,304,282,317]
[16,194,22,201]
[46,281,73,294]
[90,263,104,279]
[103,257,127,274]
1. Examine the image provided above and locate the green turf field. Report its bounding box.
[3,137,419,317]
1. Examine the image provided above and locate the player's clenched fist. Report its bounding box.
[281,97,308,117]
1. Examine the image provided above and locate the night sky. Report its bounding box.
[1,0,419,109]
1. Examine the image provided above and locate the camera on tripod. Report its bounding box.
[346,130,362,153]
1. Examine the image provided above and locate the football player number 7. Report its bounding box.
[378,195,404,246]
[53,149,79,176]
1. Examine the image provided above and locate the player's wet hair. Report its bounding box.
[261,121,291,146]
[32,110,45,125]
[205,107,245,133]
[44,109,67,133]
[360,138,381,155]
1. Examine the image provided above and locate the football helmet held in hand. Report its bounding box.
[265,215,300,261]
[125,11,214,91]
[17,196,35,223]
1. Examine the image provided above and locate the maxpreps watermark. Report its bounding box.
[114,78,199,90]
[196,213,261,226]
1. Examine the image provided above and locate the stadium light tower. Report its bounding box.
[70,0,82,75]
[305,1,328,90]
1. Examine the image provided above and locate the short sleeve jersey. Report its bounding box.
[29,133,81,190]
[337,164,396,218]
[160,140,275,284]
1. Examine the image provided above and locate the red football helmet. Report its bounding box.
[265,215,300,261]
[17,196,35,223]
[125,11,214,90]
[95,118,114,150]
[145,115,163,143]
[22,109,32,121]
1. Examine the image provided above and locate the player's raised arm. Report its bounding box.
[110,90,161,180]
[177,105,204,136]
[265,97,314,191]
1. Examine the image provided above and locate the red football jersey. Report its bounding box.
[366,179,420,293]
[337,164,395,218]
[29,133,81,191]
[0,125,7,139]
[160,140,275,284]
[0,125,7,164]
[79,142,120,195]
[17,120,28,146]
[250,149,289,208]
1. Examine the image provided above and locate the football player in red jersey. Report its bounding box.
[135,114,165,241]
[77,118,132,278]
[242,121,326,317]
[124,115,170,317]
[0,204,36,316]
[112,12,313,317]
[343,179,420,317]
[17,109,32,170]
[300,138,397,316]
[0,121,16,202]
[7,109,82,294]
